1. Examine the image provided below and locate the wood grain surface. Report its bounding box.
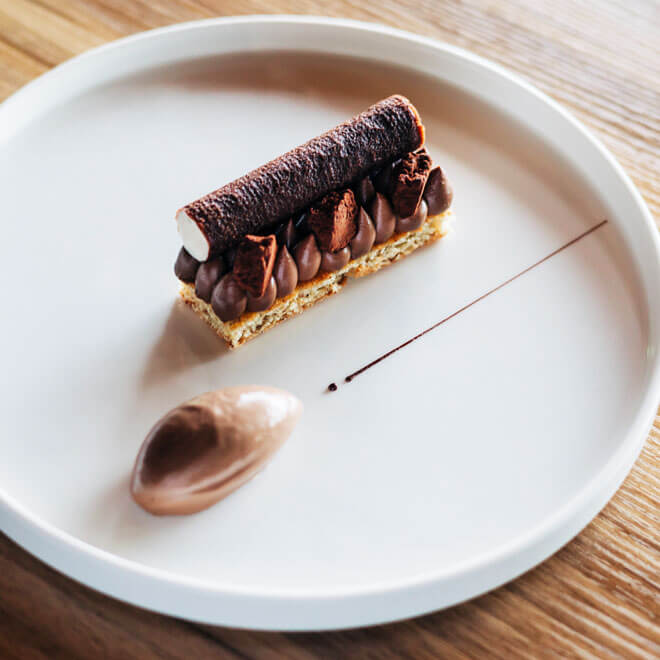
[1,1,658,657]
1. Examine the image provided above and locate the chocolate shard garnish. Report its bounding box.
[176,95,425,260]
[389,148,432,218]
[232,234,277,297]
[308,189,358,253]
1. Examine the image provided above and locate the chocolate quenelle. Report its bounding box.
[176,95,424,260]
[131,386,302,516]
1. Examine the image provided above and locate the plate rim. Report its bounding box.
[1,15,658,630]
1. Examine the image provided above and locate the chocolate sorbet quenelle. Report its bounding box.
[131,387,302,516]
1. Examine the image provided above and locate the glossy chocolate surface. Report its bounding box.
[424,166,453,215]
[371,193,396,244]
[130,386,303,516]
[174,247,200,283]
[320,246,351,272]
[294,234,322,281]
[194,257,226,303]
[273,246,298,298]
[211,273,247,322]
[350,208,377,259]
[247,276,277,312]
[396,199,428,233]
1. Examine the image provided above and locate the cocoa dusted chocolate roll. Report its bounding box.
[176,95,424,260]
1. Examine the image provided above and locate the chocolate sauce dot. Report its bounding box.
[327,383,338,392]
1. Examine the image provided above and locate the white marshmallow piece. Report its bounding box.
[176,209,210,261]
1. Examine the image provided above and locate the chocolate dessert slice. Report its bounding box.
[174,95,454,348]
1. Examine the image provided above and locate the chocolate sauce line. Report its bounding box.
[334,219,608,388]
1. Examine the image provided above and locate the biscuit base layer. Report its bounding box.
[180,210,452,348]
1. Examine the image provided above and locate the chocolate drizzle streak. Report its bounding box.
[327,220,608,390]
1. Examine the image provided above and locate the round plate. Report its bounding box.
[0,17,658,631]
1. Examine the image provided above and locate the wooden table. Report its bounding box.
[1,1,658,657]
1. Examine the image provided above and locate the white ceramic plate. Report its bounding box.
[1,17,658,631]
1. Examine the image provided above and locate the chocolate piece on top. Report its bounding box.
[233,234,277,297]
[176,95,425,260]
[389,148,432,218]
[308,189,358,253]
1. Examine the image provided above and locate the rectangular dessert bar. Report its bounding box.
[173,95,454,348]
